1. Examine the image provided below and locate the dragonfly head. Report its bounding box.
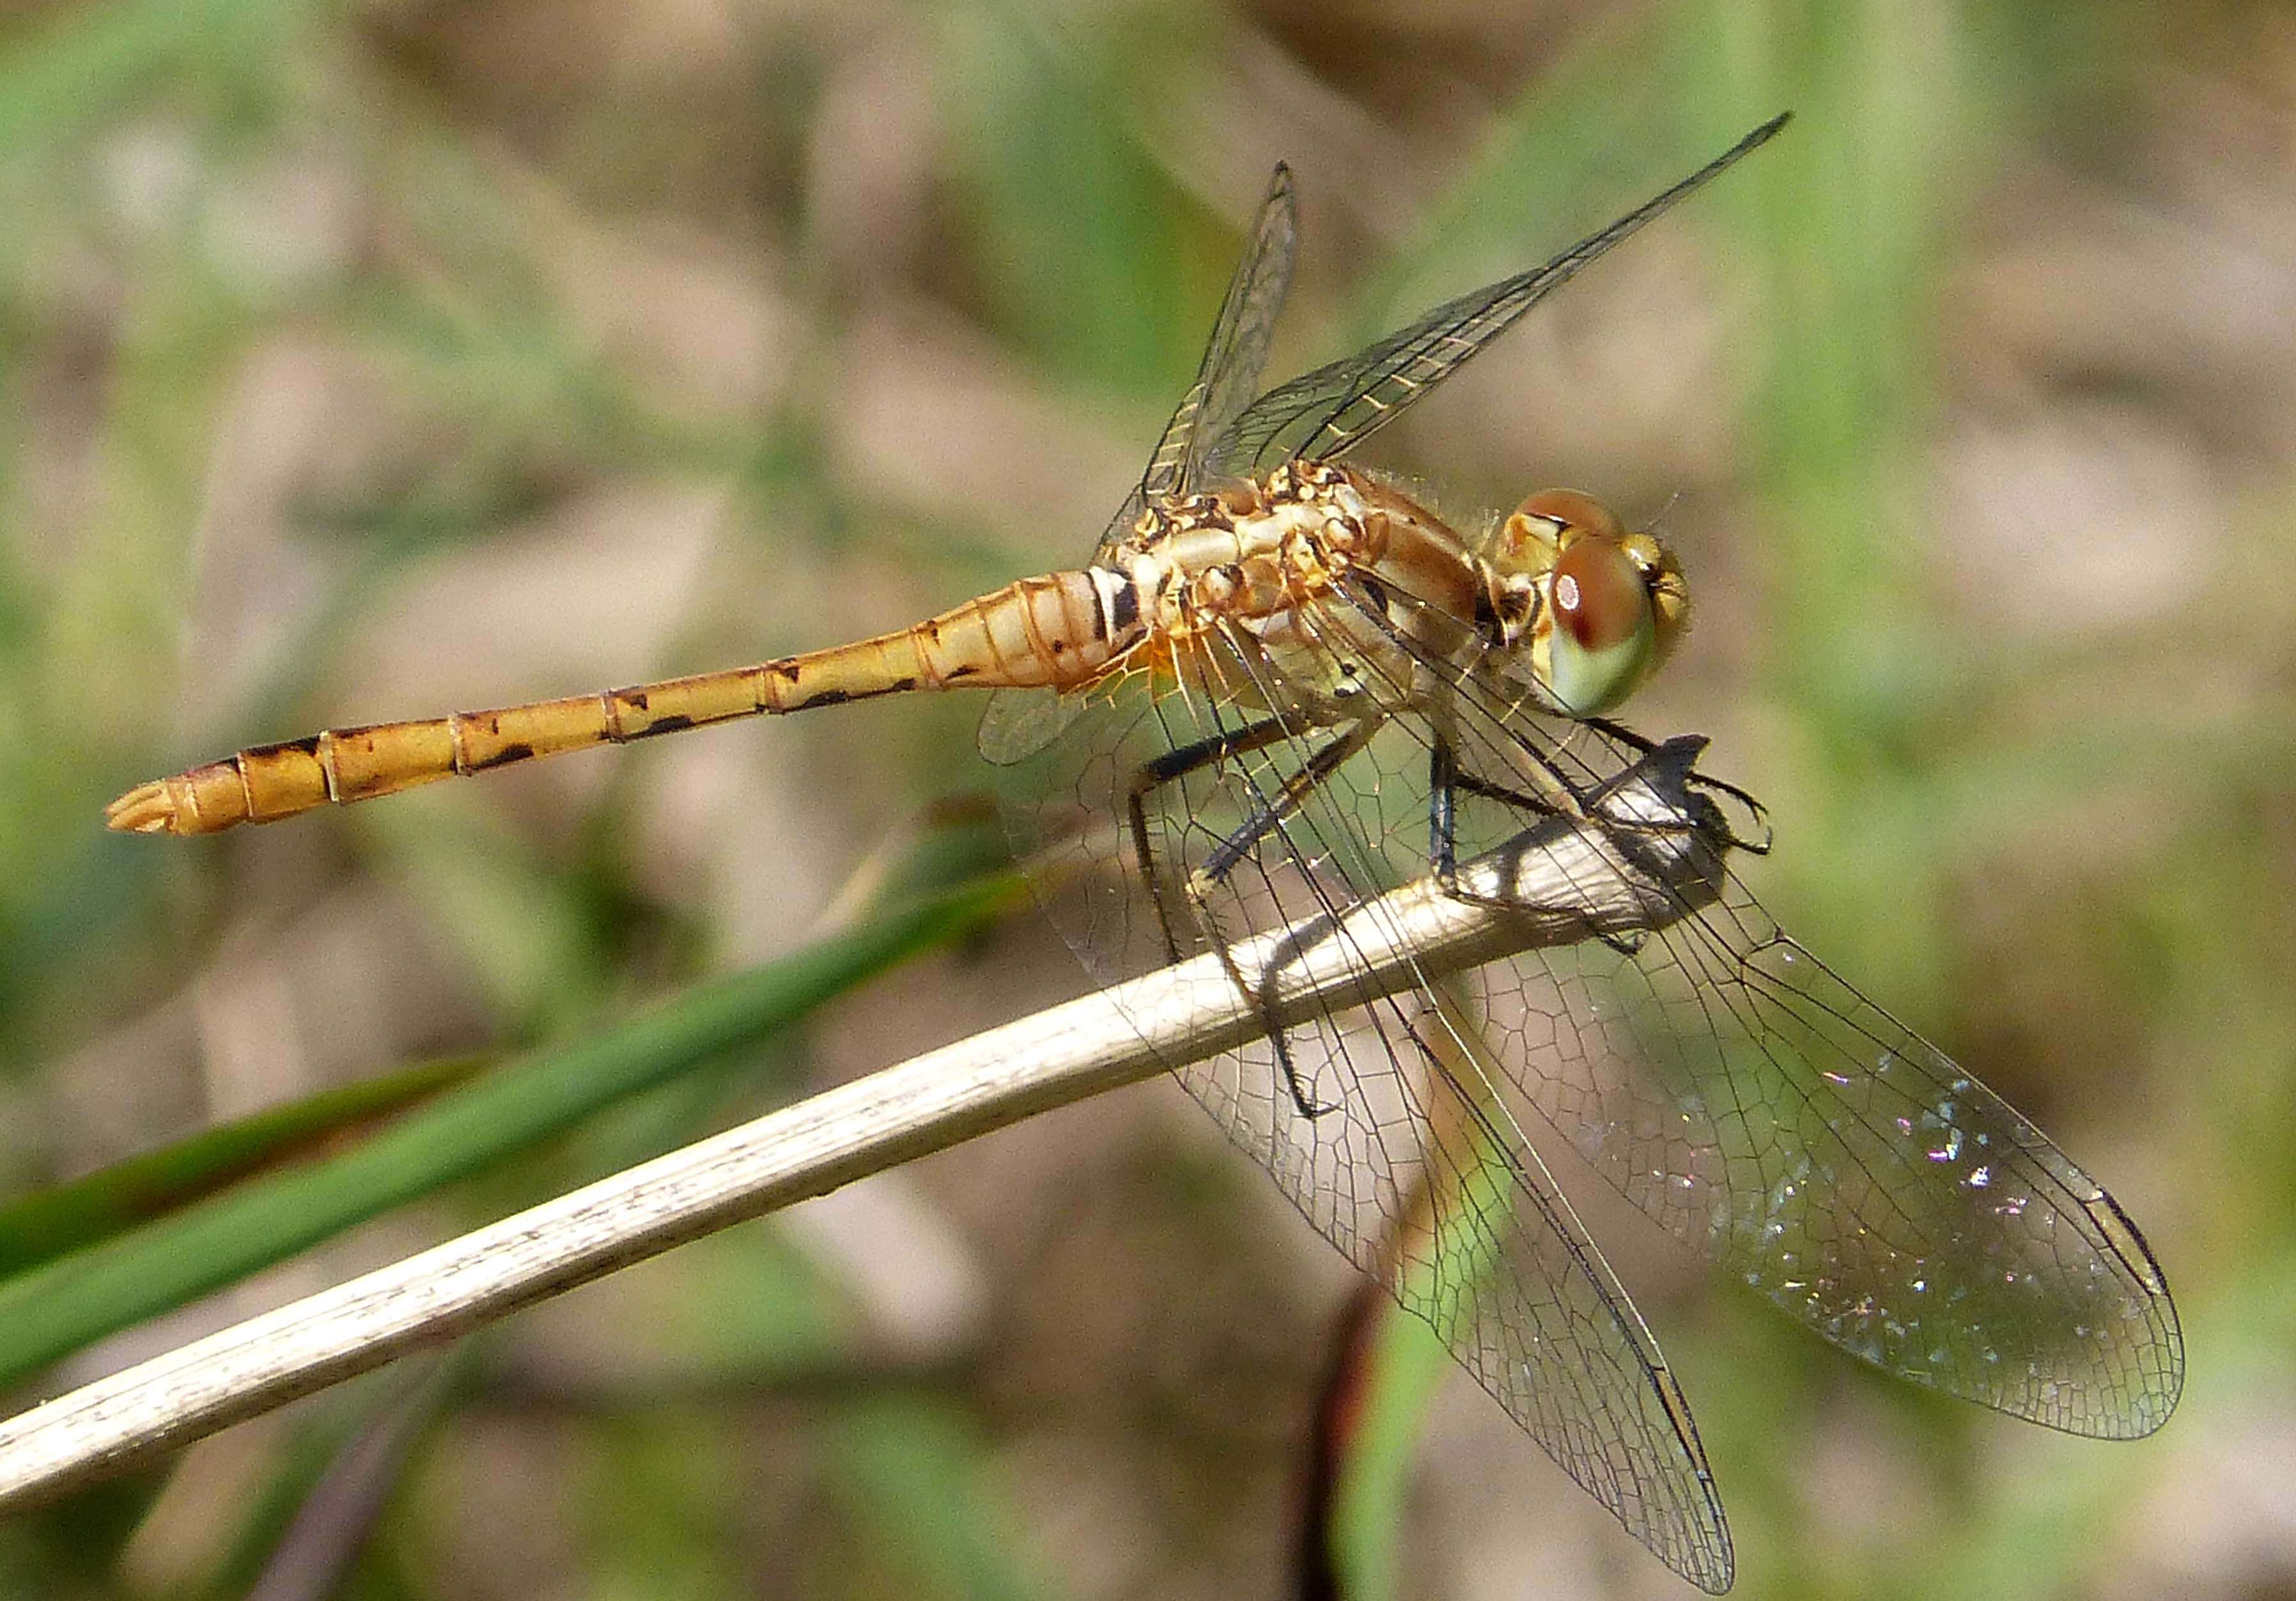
[1494,488,1687,717]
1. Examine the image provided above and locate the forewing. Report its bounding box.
[980,166,1299,769]
[992,625,1735,1590]
[1094,162,1299,564]
[1204,114,1787,478]
[1143,164,1298,503]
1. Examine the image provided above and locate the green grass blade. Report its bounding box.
[0,1054,488,1277]
[0,871,1026,1389]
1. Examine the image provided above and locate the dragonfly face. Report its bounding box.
[1493,487,1689,718]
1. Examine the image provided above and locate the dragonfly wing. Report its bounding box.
[1203,114,1787,479]
[1477,877,2184,1436]
[1103,162,1299,559]
[991,627,1735,1589]
[975,687,1086,769]
[1183,964,1736,1593]
[979,165,1299,769]
[1154,162,1298,498]
[1421,699,2185,1438]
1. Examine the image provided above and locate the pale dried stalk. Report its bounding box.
[0,772,1718,1510]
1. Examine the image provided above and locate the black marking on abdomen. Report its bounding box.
[627,714,695,740]
[792,680,910,710]
[470,742,534,770]
[255,734,325,760]
[1108,581,1140,632]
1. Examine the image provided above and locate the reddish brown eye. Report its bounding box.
[1516,488,1624,541]
[1552,537,1648,651]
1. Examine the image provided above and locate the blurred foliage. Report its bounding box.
[1,0,2292,1598]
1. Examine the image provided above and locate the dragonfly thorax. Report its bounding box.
[1120,459,1386,639]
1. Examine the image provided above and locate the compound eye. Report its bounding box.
[1547,536,1655,716]
[1516,488,1624,541]
[1553,537,1650,652]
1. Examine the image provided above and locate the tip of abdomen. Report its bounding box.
[107,770,247,835]
[105,779,187,834]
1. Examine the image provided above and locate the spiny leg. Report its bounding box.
[1126,714,1304,965]
[1585,715,1771,853]
[1194,717,1378,892]
[1206,721,1379,1119]
[1164,623,1390,1119]
[1429,738,1567,894]
[1427,736,1647,956]
[1128,713,1378,1119]
[1179,717,1387,1121]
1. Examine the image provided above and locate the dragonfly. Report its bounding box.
[107,113,2183,1591]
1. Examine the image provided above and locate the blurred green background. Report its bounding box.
[1,0,2290,1597]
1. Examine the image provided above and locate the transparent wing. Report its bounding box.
[1475,879,2185,1436]
[1089,161,1300,563]
[995,638,1737,1591]
[980,164,1299,768]
[1341,569,2186,1437]
[1204,114,1788,479]
[1143,164,1299,504]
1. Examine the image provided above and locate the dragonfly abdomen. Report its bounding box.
[104,569,1136,836]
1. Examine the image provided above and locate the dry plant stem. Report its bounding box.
[0,797,1710,1511]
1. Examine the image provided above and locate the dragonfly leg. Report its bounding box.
[1241,922,1346,1121]
[1427,738,1569,895]
[1585,716,1771,854]
[1234,909,1349,1120]
[1427,738,1648,956]
[1206,722,1379,1120]
[1126,715,1304,964]
[1128,715,1379,1120]
[1190,719,1379,893]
